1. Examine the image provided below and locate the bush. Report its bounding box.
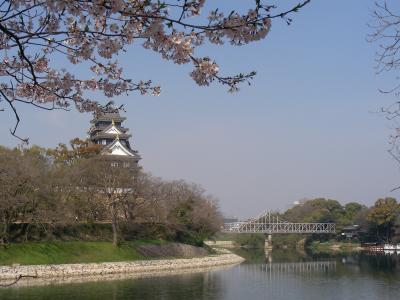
[234,234,264,248]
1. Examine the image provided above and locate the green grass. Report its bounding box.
[0,241,165,265]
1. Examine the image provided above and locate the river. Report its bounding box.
[0,249,399,300]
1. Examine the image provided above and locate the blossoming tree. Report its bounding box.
[0,0,310,142]
[370,2,400,172]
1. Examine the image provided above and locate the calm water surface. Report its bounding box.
[1,249,399,300]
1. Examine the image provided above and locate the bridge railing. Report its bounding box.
[222,221,336,234]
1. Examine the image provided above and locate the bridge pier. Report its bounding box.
[264,234,272,250]
[265,247,273,263]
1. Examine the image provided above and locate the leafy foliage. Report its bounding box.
[282,197,400,244]
[283,198,345,224]
[367,198,400,242]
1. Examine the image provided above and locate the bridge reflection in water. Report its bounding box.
[231,260,337,290]
[242,261,337,274]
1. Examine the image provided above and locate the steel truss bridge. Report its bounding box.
[222,211,336,234]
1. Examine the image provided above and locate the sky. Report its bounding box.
[1,0,400,219]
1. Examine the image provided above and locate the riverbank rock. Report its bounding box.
[0,249,245,286]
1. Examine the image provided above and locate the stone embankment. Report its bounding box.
[0,248,244,285]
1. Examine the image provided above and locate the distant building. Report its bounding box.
[340,225,360,239]
[88,106,141,172]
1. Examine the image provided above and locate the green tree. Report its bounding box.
[343,202,367,225]
[367,197,400,242]
[283,198,344,224]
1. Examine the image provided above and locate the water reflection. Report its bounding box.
[251,260,336,274]
[0,272,224,300]
[0,250,399,300]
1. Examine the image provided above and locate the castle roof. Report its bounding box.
[90,112,126,123]
[88,124,129,135]
[88,106,140,161]
[91,132,132,141]
[101,139,141,160]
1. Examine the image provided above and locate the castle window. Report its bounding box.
[123,162,130,168]
[102,139,107,145]
[111,162,119,167]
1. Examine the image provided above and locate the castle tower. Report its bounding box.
[88,106,141,171]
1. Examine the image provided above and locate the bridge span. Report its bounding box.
[222,211,336,234]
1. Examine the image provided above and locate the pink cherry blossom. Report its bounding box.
[0,0,310,142]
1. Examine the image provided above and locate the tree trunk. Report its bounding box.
[111,203,118,246]
[1,221,9,246]
[386,225,390,243]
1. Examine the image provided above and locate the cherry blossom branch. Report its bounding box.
[0,0,310,140]
[369,2,400,165]
[0,89,28,143]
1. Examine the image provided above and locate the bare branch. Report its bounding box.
[0,274,38,287]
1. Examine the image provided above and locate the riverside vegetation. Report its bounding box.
[217,198,400,252]
[281,197,400,249]
[1,142,400,264]
[0,142,221,265]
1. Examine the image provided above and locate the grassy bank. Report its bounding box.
[0,241,171,265]
[309,240,361,253]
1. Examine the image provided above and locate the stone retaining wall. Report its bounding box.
[0,249,244,284]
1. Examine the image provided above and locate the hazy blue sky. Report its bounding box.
[1,0,400,218]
